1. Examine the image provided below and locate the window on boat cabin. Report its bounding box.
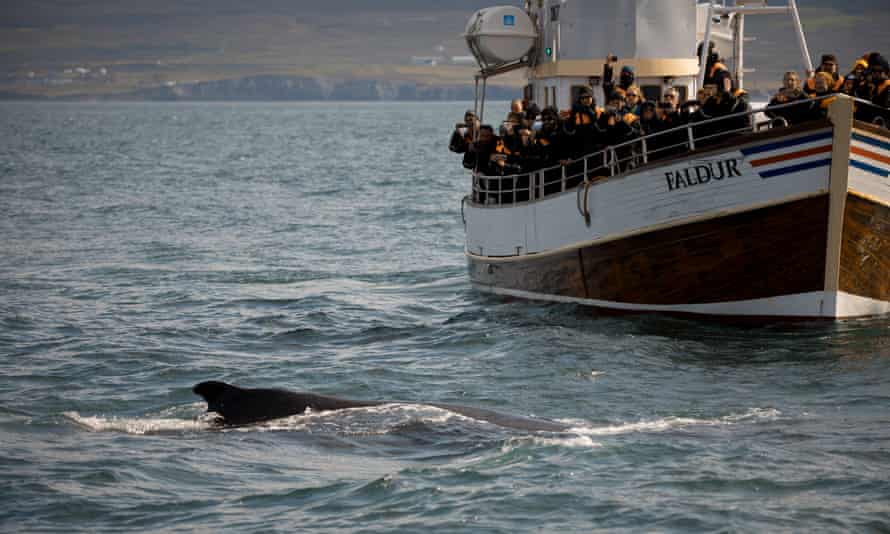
[642,85,662,103]
[674,86,688,102]
[550,87,557,109]
[570,85,588,105]
[523,84,534,103]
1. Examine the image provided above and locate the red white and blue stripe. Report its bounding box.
[851,132,890,178]
[740,131,833,179]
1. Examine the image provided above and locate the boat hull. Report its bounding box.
[463,98,890,319]
[468,193,890,318]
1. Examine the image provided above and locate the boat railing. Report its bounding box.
[470,93,869,207]
[850,96,890,130]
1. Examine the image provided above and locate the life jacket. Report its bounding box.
[819,95,838,110]
[494,139,511,155]
[708,62,729,81]
[574,107,603,126]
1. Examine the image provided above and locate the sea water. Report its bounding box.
[1,101,889,533]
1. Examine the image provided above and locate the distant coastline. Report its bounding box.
[0,75,519,102]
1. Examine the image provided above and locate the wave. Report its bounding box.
[62,405,781,444]
[563,407,781,436]
[497,408,781,451]
[64,411,215,435]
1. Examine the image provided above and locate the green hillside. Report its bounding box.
[1,1,887,98]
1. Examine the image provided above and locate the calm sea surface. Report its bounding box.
[1,101,889,533]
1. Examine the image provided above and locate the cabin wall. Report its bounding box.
[539,0,696,61]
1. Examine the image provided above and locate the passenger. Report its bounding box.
[699,41,732,92]
[602,91,641,170]
[728,87,752,131]
[500,113,526,157]
[463,124,497,174]
[534,107,573,195]
[690,85,718,120]
[449,110,479,153]
[693,86,736,146]
[625,86,643,116]
[524,102,541,128]
[638,101,665,160]
[602,56,638,99]
[677,89,705,123]
[661,87,680,114]
[462,125,501,203]
[767,71,812,126]
[841,74,858,96]
[807,72,839,120]
[506,99,524,127]
[804,54,844,97]
[854,54,878,100]
[497,123,533,203]
[655,101,687,156]
[534,107,569,166]
[565,86,603,159]
[619,66,637,92]
[849,58,869,85]
[870,55,890,105]
[638,101,660,136]
[866,55,890,126]
[806,54,843,94]
[512,127,536,202]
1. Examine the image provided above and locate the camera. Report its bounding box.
[608,55,618,63]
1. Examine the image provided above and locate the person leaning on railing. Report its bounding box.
[767,71,813,127]
[689,85,735,146]
[870,57,890,109]
[805,54,844,95]
[462,124,517,204]
[653,101,687,158]
[534,106,572,196]
[449,110,479,154]
[462,124,497,175]
[563,86,604,161]
[856,54,890,126]
[601,91,641,172]
[534,107,570,169]
[808,72,839,120]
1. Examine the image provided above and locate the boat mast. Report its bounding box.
[697,0,814,91]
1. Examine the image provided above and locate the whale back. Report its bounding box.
[193,381,380,426]
[193,381,568,432]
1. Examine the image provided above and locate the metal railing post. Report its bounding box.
[687,125,696,151]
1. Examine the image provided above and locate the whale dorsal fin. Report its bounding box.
[193,380,239,414]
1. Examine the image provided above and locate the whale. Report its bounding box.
[193,381,569,432]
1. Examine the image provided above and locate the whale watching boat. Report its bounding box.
[458,0,890,319]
